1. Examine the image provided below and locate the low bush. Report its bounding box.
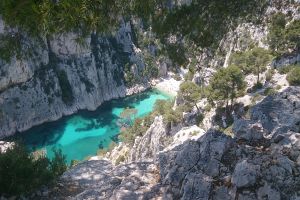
[195,113,204,125]
[265,69,275,82]
[278,64,298,74]
[97,142,117,157]
[263,87,276,96]
[119,118,149,144]
[268,12,300,54]
[287,67,300,86]
[153,100,183,125]
[204,104,212,112]
[0,143,67,196]
[119,99,183,145]
[172,74,182,81]
[249,82,263,92]
[214,107,234,129]
[251,93,264,105]
[115,155,126,165]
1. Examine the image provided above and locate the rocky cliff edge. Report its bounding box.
[44,86,300,200]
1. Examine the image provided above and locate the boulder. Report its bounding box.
[181,172,212,200]
[257,183,281,200]
[232,160,260,188]
[233,120,265,142]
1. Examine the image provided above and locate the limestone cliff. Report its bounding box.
[0,20,147,138]
[39,1,300,198]
[45,86,300,200]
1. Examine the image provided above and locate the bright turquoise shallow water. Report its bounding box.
[15,89,170,163]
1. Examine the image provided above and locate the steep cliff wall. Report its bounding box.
[0,19,145,138]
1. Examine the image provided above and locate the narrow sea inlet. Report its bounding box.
[13,89,171,163]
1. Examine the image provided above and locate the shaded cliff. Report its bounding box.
[0,20,147,138]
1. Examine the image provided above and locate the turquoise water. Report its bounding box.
[14,89,170,163]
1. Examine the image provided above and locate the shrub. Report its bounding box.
[184,70,194,81]
[0,143,67,196]
[115,155,125,165]
[251,93,264,105]
[124,63,137,87]
[119,118,148,144]
[265,69,275,82]
[165,44,188,67]
[204,104,212,112]
[268,12,287,53]
[179,81,201,112]
[268,12,300,54]
[224,125,234,137]
[143,55,159,79]
[214,107,234,128]
[252,82,263,91]
[172,74,182,81]
[275,85,282,90]
[153,100,183,125]
[49,149,68,177]
[207,65,246,110]
[278,64,300,74]
[70,160,79,167]
[287,67,300,86]
[230,48,273,83]
[195,113,204,125]
[263,87,276,96]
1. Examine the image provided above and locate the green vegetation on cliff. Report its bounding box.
[230,47,273,83]
[0,0,268,63]
[179,81,201,112]
[0,143,67,196]
[268,12,300,55]
[207,65,246,110]
[287,67,300,86]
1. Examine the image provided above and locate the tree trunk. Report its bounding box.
[226,99,229,114]
[195,103,200,113]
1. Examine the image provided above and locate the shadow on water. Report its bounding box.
[11,118,68,151]
[7,89,170,163]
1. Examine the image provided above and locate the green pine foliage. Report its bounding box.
[143,54,159,79]
[268,12,300,55]
[278,64,300,74]
[119,117,149,144]
[0,0,268,63]
[0,143,67,196]
[230,47,273,83]
[287,67,300,86]
[179,81,201,112]
[124,63,137,87]
[153,100,183,125]
[207,65,246,109]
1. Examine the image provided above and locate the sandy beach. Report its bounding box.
[153,76,182,96]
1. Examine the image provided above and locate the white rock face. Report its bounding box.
[0,21,145,138]
[0,141,14,153]
[130,116,167,162]
[50,33,91,57]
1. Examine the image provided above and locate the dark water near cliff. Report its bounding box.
[13,89,170,163]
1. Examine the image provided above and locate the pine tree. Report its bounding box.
[208,65,246,112]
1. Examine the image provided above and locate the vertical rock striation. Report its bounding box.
[0,20,145,138]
